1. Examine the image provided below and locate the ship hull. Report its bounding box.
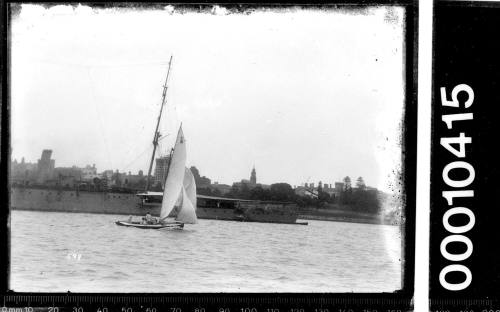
[10,187,156,215]
[10,187,301,224]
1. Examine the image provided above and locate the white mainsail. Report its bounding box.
[160,126,187,220]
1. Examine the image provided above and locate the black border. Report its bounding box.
[1,1,417,310]
[430,0,500,308]
[1,0,11,294]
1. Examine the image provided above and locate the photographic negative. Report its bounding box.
[7,3,416,298]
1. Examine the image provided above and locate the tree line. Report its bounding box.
[197,176,381,215]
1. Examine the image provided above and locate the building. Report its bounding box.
[10,157,37,183]
[36,150,55,184]
[210,182,232,195]
[190,166,211,188]
[154,156,171,187]
[233,166,259,189]
[53,166,83,188]
[322,182,342,198]
[334,182,344,193]
[250,166,256,184]
[81,164,98,181]
[109,170,126,187]
[294,185,318,198]
[295,181,344,198]
[122,170,146,189]
[101,170,114,182]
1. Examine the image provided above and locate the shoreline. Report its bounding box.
[11,207,397,226]
[299,206,400,226]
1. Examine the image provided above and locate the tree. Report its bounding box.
[316,181,330,202]
[239,183,251,199]
[93,177,102,190]
[351,189,381,214]
[190,166,201,181]
[355,176,366,191]
[343,176,352,192]
[212,188,222,196]
[226,184,240,198]
[318,190,330,203]
[250,186,270,201]
[341,176,353,205]
[196,187,212,196]
[269,183,295,201]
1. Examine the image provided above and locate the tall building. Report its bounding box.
[154,156,171,187]
[250,166,257,184]
[190,166,211,188]
[37,149,55,183]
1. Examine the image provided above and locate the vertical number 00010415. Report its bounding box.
[438,83,476,291]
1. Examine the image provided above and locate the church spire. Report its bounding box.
[250,166,257,184]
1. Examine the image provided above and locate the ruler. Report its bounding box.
[1,295,412,312]
[430,298,500,312]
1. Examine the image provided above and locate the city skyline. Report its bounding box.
[11,150,372,189]
[11,5,405,192]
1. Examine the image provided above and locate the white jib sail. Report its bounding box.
[183,167,197,209]
[160,126,187,220]
[175,186,198,224]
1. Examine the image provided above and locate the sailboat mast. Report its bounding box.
[145,55,173,192]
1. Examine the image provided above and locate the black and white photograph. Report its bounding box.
[8,4,411,293]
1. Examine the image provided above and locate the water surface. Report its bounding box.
[11,210,402,292]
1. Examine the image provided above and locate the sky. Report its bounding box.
[10,4,406,192]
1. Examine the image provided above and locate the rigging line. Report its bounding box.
[156,139,171,159]
[121,142,154,171]
[86,66,113,170]
[157,133,171,142]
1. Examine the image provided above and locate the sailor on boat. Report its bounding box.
[141,212,154,224]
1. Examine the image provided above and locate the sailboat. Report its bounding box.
[115,125,198,229]
[115,56,197,230]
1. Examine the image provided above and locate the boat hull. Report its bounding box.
[115,220,184,229]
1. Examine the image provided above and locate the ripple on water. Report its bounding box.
[10,210,402,293]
